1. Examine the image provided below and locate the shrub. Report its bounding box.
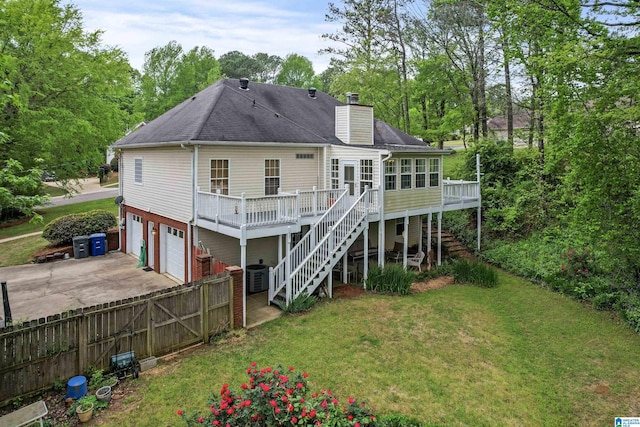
[178,364,377,426]
[42,210,117,245]
[366,264,415,295]
[452,259,498,288]
[283,292,317,315]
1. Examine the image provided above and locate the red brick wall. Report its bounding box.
[226,266,244,329]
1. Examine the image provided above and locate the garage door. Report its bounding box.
[128,213,143,257]
[166,226,185,281]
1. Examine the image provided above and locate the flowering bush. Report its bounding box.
[560,247,593,279]
[178,363,376,426]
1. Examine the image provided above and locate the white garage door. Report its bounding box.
[166,226,185,281]
[128,214,143,257]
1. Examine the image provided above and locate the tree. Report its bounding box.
[0,0,136,180]
[218,50,260,80]
[0,158,49,222]
[140,41,221,121]
[275,54,316,88]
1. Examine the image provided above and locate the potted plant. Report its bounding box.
[96,385,112,403]
[76,399,94,423]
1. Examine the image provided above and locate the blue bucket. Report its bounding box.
[66,375,87,399]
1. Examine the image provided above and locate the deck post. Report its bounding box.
[312,186,317,216]
[403,212,409,269]
[427,212,432,264]
[437,211,442,265]
[240,225,247,327]
[476,153,482,252]
[285,227,292,305]
[363,187,370,288]
[215,189,220,226]
[241,192,247,226]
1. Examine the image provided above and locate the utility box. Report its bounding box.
[89,232,107,256]
[72,235,89,259]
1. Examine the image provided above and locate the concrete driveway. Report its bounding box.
[0,252,179,323]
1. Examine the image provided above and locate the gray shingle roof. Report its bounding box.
[113,79,441,153]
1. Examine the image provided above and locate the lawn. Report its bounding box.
[95,271,640,427]
[0,198,118,240]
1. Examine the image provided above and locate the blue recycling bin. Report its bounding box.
[89,232,107,256]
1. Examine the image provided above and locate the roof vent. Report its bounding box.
[308,87,317,98]
[346,92,359,105]
[239,78,249,90]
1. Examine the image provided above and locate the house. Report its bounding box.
[112,78,481,326]
[487,112,531,144]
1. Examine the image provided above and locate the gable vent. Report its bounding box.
[239,78,249,90]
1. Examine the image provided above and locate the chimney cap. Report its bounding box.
[346,92,359,105]
[308,87,317,98]
[239,78,249,90]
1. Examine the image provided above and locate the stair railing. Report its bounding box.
[271,187,375,305]
[269,186,349,303]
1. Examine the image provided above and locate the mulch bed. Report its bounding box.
[332,275,455,299]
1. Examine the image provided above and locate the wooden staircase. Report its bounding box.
[269,189,375,309]
[422,225,472,259]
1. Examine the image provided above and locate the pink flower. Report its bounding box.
[292,416,298,423]
[302,372,309,378]
[348,397,356,404]
[289,365,295,371]
[177,410,183,416]
[270,400,277,407]
[251,361,257,367]
[198,417,204,423]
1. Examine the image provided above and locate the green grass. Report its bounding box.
[0,235,50,267]
[96,271,640,426]
[443,151,466,178]
[0,198,118,240]
[42,185,68,197]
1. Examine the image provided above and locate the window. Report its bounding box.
[210,159,229,195]
[360,159,373,193]
[384,160,397,190]
[134,158,143,184]
[395,219,404,237]
[265,159,280,195]
[415,159,426,188]
[400,159,412,189]
[429,158,440,187]
[331,159,340,189]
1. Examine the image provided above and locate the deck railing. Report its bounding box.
[442,179,480,204]
[197,191,298,228]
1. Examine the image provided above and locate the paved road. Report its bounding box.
[46,189,119,207]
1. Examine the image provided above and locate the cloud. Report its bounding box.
[71,0,340,73]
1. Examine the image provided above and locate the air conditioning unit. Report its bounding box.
[246,264,269,293]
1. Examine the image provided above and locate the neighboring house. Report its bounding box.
[112,78,480,326]
[487,112,531,144]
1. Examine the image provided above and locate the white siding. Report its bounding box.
[326,146,380,190]
[335,105,374,145]
[122,148,193,222]
[197,146,322,197]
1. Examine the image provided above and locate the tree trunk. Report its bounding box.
[501,30,514,148]
[479,15,488,138]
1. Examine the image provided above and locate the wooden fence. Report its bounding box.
[0,272,233,404]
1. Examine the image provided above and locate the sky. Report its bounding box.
[66,0,342,74]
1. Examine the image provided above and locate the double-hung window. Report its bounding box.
[134,158,143,185]
[415,159,426,188]
[400,159,412,189]
[429,158,440,187]
[265,159,280,195]
[210,159,229,195]
[360,159,373,193]
[384,161,397,190]
[330,159,340,189]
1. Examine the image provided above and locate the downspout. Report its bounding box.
[116,149,123,252]
[378,151,392,266]
[181,143,195,283]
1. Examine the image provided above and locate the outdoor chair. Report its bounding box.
[406,251,425,272]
